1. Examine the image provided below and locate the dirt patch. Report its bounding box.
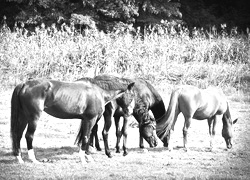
[0,89,249,179]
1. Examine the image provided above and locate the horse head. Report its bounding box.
[222,117,238,149]
[139,117,158,147]
[116,82,135,116]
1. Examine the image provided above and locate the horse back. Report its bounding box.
[19,79,105,119]
[46,80,106,119]
[178,85,227,119]
[131,79,162,107]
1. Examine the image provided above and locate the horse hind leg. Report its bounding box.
[78,117,98,164]
[25,115,40,163]
[12,113,28,164]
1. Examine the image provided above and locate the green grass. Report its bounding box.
[0,25,249,92]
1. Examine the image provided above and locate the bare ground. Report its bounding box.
[0,88,250,180]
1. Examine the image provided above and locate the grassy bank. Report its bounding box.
[0,26,249,92]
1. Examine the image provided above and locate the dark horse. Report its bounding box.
[10,78,135,164]
[85,75,166,157]
[155,85,238,151]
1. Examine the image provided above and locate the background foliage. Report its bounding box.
[0,0,249,92]
[1,0,250,32]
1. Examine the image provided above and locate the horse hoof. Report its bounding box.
[30,159,41,164]
[16,156,24,164]
[123,152,128,156]
[107,153,113,158]
[17,159,25,164]
[85,154,94,163]
[96,147,102,151]
[116,150,120,153]
[142,149,148,153]
[167,147,173,152]
[88,146,96,154]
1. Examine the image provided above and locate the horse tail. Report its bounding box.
[10,83,25,156]
[156,89,180,141]
[75,120,84,146]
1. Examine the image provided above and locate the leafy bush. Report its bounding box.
[0,23,249,91]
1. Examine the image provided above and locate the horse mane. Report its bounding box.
[133,98,155,125]
[77,76,132,91]
[95,75,133,84]
[144,80,166,119]
[156,90,180,141]
[222,102,232,125]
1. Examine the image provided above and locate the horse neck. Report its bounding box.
[102,89,122,104]
[150,100,166,119]
[143,80,166,119]
[222,102,232,127]
[156,91,179,140]
[133,98,152,123]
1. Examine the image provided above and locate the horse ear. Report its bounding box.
[233,118,238,124]
[128,82,135,91]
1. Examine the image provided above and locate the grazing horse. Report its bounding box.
[155,85,238,151]
[86,75,166,157]
[10,79,135,164]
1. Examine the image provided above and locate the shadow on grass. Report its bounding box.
[0,146,79,164]
[128,145,228,154]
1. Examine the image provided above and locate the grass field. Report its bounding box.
[0,25,250,179]
[0,87,250,179]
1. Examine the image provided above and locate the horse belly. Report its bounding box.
[193,108,216,120]
[44,103,86,119]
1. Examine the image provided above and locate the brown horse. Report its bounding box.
[155,85,238,151]
[75,76,137,158]
[86,75,166,157]
[10,79,135,164]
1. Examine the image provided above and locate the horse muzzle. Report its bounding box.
[227,143,232,149]
[147,136,158,148]
[225,139,232,149]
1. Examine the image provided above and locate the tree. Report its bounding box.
[81,0,181,23]
[3,0,181,32]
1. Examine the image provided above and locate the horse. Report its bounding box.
[75,76,137,158]
[85,75,166,157]
[10,78,135,164]
[154,85,238,151]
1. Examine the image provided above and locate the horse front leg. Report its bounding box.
[102,108,113,158]
[139,134,144,149]
[207,116,217,151]
[183,117,192,152]
[114,115,122,153]
[94,123,102,151]
[122,116,129,156]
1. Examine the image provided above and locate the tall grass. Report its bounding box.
[0,25,249,92]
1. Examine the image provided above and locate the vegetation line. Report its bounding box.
[0,25,249,92]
